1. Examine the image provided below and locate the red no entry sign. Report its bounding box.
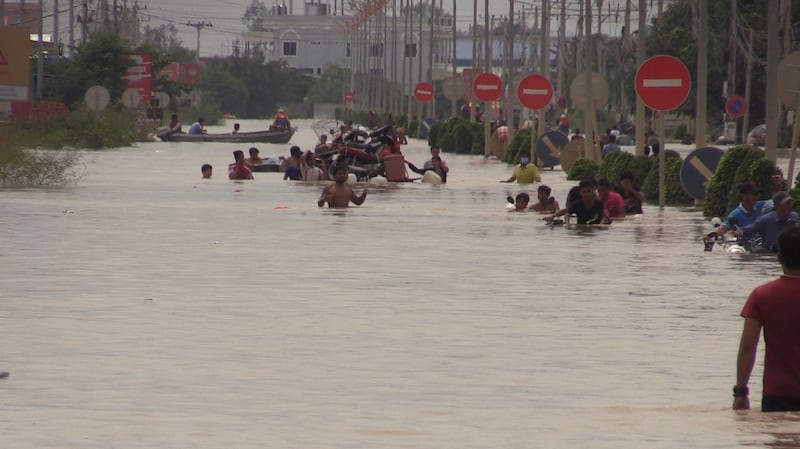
[635,55,691,111]
[517,74,553,110]
[344,91,355,104]
[414,82,434,103]
[726,96,747,119]
[472,72,502,103]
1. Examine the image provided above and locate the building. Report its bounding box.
[0,2,42,32]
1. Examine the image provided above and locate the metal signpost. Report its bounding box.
[635,55,691,207]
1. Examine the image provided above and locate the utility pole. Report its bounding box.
[506,0,514,148]
[482,0,489,156]
[727,0,736,99]
[406,0,414,127]
[113,0,117,33]
[536,0,547,143]
[742,29,754,145]
[53,0,59,56]
[695,0,707,148]
[37,0,44,103]
[429,0,435,119]
[635,0,646,156]
[765,0,778,161]
[392,0,398,117]
[81,1,87,45]
[583,0,596,161]
[187,21,212,62]
[557,0,566,103]
[470,0,477,122]
[69,0,74,57]
[451,0,456,119]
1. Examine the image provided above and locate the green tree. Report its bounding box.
[307,64,349,104]
[43,33,130,108]
[199,65,249,115]
[242,0,269,31]
[141,24,184,54]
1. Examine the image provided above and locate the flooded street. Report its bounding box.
[1,119,798,448]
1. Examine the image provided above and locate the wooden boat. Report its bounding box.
[159,126,296,144]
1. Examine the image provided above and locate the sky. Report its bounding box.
[33,0,670,57]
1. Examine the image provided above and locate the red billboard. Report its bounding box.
[123,53,152,104]
[158,62,201,85]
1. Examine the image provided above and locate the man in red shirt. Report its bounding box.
[596,179,626,218]
[734,226,800,411]
[228,150,253,180]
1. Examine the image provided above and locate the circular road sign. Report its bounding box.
[121,88,141,109]
[84,85,110,112]
[635,55,691,111]
[569,72,610,111]
[560,138,586,173]
[680,146,724,201]
[153,91,170,109]
[725,96,747,119]
[778,51,800,110]
[441,77,464,101]
[414,82,434,103]
[343,91,355,104]
[536,130,569,168]
[472,72,502,103]
[517,74,553,110]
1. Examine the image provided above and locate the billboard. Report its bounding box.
[158,62,201,85]
[0,27,31,101]
[122,53,152,104]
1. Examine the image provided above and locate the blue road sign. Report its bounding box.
[418,117,436,139]
[680,146,725,200]
[535,130,568,167]
[725,96,747,119]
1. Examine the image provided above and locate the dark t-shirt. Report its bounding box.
[568,199,606,224]
[619,189,643,214]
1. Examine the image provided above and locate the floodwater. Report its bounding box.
[2,119,798,448]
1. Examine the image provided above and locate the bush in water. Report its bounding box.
[703,145,763,218]
[567,158,600,181]
[0,124,80,186]
[11,106,140,150]
[642,153,693,206]
[505,129,531,164]
[452,122,475,155]
[597,151,634,187]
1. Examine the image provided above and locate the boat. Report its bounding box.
[159,126,296,144]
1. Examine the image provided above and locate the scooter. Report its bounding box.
[330,125,400,181]
[703,217,762,253]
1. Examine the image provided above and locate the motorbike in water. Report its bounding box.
[328,124,405,181]
[702,217,764,253]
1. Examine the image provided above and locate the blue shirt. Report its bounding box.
[187,122,204,135]
[724,200,766,230]
[742,211,799,251]
[601,143,621,159]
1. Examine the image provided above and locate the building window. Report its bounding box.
[404,43,417,58]
[346,42,351,57]
[283,41,297,56]
[370,43,384,57]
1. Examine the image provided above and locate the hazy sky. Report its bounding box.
[38,0,666,57]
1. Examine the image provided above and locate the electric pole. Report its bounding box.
[187,21,212,62]
[695,0,707,148]
[635,0,646,156]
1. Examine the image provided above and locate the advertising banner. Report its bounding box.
[123,53,152,104]
[0,27,31,101]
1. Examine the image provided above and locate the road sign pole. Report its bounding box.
[659,112,665,208]
[788,94,800,183]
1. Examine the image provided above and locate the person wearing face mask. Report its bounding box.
[501,150,541,184]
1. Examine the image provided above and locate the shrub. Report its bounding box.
[625,156,654,191]
[567,158,600,181]
[506,129,532,163]
[439,133,456,156]
[452,122,475,154]
[642,154,693,206]
[597,151,634,186]
[471,124,485,155]
[748,158,781,201]
[428,121,442,147]
[703,145,762,218]
[728,147,768,210]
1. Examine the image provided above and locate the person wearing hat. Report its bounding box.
[741,192,799,252]
[273,108,290,129]
[558,114,570,134]
[715,182,768,237]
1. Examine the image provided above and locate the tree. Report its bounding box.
[306,64,348,104]
[43,33,130,109]
[142,24,183,54]
[199,65,250,115]
[242,0,269,31]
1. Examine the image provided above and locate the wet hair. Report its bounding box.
[578,180,596,190]
[171,114,178,120]
[431,145,440,151]
[290,145,302,157]
[232,150,244,160]
[777,226,800,268]
[198,117,205,123]
[597,179,612,189]
[201,164,212,173]
[608,134,617,142]
[620,171,635,181]
[538,185,552,195]
[515,192,530,203]
[249,147,259,155]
